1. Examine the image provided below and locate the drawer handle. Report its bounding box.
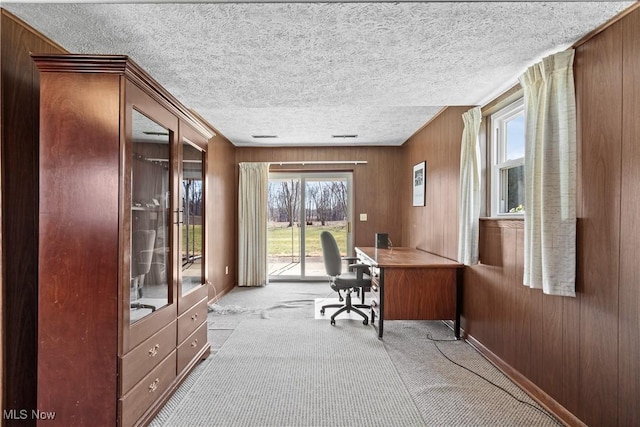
[148,344,160,357]
[148,378,160,393]
[190,339,199,348]
[191,313,198,321]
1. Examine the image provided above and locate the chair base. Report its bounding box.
[320,291,370,325]
[131,302,156,312]
[131,277,156,312]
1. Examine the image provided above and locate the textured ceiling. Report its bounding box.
[3,2,635,146]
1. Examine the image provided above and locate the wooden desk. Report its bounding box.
[355,247,464,339]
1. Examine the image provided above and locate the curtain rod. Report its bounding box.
[271,160,367,166]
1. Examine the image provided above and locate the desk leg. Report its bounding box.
[455,268,463,340]
[370,296,384,339]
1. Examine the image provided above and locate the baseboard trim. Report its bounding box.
[464,334,586,427]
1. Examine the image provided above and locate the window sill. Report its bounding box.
[480,216,524,220]
[480,217,524,229]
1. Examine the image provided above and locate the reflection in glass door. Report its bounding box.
[130,109,171,323]
[180,140,205,296]
[268,172,352,280]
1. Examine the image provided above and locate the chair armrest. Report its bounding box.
[348,263,371,281]
[348,263,369,270]
[342,256,359,271]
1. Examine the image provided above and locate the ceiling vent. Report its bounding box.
[252,135,278,139]
[331,134,358,139]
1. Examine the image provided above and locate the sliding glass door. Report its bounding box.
[268,172,353,280]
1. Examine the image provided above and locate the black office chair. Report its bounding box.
[319,231,370,325]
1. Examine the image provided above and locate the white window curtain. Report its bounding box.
[238,162,269,287]
[519,50,577,297]
[458,107,482,265]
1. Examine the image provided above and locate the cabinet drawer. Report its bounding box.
[120,321,176,395]
[120,351,176,427]
[177,322,208,374]
[178,297,207,343]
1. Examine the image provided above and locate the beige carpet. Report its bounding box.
[151,282,561,426]
[156,318,425,426]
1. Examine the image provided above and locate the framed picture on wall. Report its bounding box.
[412,161,426,206]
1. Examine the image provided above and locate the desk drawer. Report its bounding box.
[369,276,381,319]
[120,321,176,395]
[369,277,380,300]
[120,351,176,427]
[178,297,207,343]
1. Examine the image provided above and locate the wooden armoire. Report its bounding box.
[34,54,213,426]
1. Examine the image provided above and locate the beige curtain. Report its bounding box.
[458,106,482,265]
[519,50,576,297]
[238,162,269,287]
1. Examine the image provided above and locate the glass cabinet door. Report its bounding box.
[180,139,205,296]
[130,109,172,323]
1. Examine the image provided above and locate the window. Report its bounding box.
[490,98,525,216]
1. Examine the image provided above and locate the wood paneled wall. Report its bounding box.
[465,220,577,417]
[618,9,640,426]
[464,8,640,426]
[0,10,67,423]
[207,136,237,300]
[575,14,622,425]
[401,107,471,260]
[235,146,404,249]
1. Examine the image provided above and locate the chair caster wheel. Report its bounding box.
[363,319,368,325]
[330,319,335,326]
[320,309,325,315]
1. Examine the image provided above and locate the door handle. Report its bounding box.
[173,209,184,225]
